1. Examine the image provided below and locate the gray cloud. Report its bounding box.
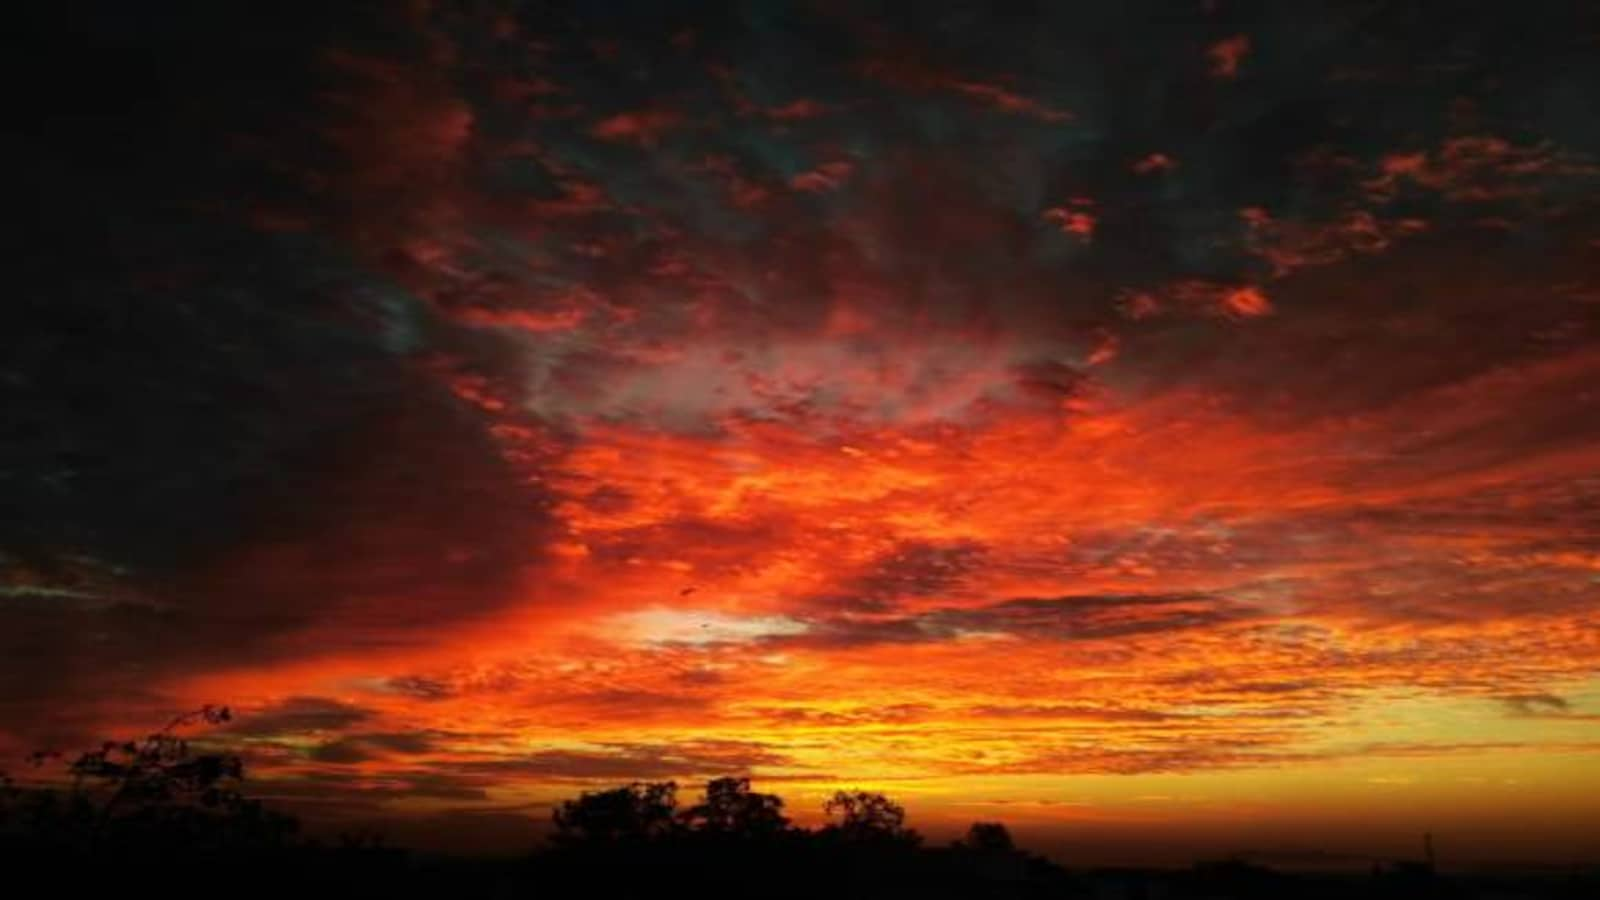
[227,697,373,737]
[1499,693,1572,717]
[787,592,1256,650]
[307,731,438,764]
[464,740,794,783]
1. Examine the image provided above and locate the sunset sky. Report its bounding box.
[6,0,1600,865]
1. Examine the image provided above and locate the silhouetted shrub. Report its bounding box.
[680,775,790,838]
[822,789,920,846]
[551,779,681,845]
[961,820,1015,852]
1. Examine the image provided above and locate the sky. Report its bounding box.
[5,0,1600,866]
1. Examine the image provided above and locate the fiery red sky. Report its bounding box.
[7,0,1600,864]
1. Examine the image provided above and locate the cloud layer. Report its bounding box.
[6,0,1600,862]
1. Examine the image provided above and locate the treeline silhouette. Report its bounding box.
[3,709,1595,900]
[535,776,1073,898]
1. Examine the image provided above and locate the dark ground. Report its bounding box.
[3,785,1594,900]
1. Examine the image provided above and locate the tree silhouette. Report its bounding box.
[0,701,312,900]
[65,706,241,816]
[960,821,1014,852]
[680,776,790,838]
[550,780,680,845]
[822,790,919,845]
[681,771,793,832]
[5,704,297,856]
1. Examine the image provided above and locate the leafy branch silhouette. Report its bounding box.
[8,704,295,856]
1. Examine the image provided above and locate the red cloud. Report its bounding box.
[591,108,685,145]
[790,161,855,193]
[1132,152,1177,174]
[1206,35,1251,79]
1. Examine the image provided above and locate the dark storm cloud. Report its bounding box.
[402,0,1600,443]
[2,2,558,737]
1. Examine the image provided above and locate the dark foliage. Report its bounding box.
[534,780,1060,900]
[3,705,299,859]
[822,788,920,845]
[551,779,680,845]
[680,775,790,838]
[963,820,1017,852]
